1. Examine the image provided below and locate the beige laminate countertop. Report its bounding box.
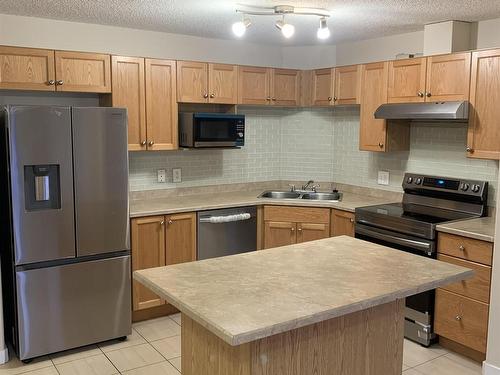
[436,216,496,243]
[134,236,472,346]
[129,190,392,218]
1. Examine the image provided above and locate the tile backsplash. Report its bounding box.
[129,107,499,205]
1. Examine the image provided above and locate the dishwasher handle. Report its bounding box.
[199,213,252,224]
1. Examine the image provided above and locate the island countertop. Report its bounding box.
[134,236,472,346]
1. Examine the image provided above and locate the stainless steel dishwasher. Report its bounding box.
[197,206,257,260]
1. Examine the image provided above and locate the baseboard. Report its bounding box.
[0,347,8,364]
[483,362,500,375]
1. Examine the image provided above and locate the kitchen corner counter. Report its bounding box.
[437,216,496,243]
[129,189,392,218]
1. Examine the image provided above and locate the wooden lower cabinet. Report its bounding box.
[330,209,355,237]
[262,206,330,249]
[131,212,196,320]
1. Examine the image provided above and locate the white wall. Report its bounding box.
[477,17,500,50]
[0,14,283,67]
[282,45,337,69]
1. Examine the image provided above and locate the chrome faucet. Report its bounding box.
[302,180,314,190]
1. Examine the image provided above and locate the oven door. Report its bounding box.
[355,223,437,346]
[193,115,239,147]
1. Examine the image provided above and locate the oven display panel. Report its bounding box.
[423,177,460,190]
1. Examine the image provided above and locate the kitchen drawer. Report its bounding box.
[264,206,330,224]
[435,289,489,353]
[437,233,493,266]
[438,254,491,303]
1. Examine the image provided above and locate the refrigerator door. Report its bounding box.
[16,255,132,360]
[8,106,75,265]
[72,107,130,256]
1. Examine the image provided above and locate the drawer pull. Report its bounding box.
[459,245,466,251]
[455,315,462,321]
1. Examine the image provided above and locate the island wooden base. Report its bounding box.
[181,299,405,375]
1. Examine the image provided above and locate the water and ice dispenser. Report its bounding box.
[24,164,61,210]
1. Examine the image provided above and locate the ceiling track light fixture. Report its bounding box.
[232,4,331,40]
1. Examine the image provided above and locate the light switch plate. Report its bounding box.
[157,169,166,183]
[378,171,390,185]
[173,168,182,183]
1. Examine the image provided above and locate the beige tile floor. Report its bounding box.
[0,313,483,375]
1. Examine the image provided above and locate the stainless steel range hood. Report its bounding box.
[374,101,469,121]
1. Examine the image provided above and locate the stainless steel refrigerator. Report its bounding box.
[0,105,131,361]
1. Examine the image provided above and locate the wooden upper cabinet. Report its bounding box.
[238,66,271,105]
[165,212,197,265]
[145,59,178,151]
[426,53,471,102]
[208,63,238,104]
[388,57,426,103]
[111,56,146,151]
[176,61,208,103]
[312,68,334,106]
[467,49,500,160]
[334,65,361,105]
[264,221,296,249]
[0,46,55,91]
[131,216,166,311]
[331,209,355,237]
[271,68,300,106]
[297,223,329,243]
[54,51,111,93]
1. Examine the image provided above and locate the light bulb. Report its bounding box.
[317,17,330,40]
[281,23,295,38]
[232,18,251,37]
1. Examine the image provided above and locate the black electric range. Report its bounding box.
[355,173,488,346]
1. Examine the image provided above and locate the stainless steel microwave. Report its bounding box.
[179,112,245,148]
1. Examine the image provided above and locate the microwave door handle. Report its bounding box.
[199,213,252,224]
[355,225,433,254]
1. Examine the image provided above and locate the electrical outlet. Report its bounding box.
[377,171,390,185]
[157,169,166,183]
[173,168,182,183]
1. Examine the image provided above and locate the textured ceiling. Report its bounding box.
[1,1,500,46]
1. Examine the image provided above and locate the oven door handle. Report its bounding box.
[355,225,434,254]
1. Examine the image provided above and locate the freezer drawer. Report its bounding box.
[16,256,131,360]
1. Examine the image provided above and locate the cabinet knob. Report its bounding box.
[272,97,276,101]
[350,218,355,223]
[466,146,473,153]
[333,97,338,101]
[47,80,55,86]
[160,220,165,225]
[459,245,466,251]
[56,80,64,86]
[203,93,209,98]
[210,93,215,98]
[291,227,295,232]
[168,219,173,225]
[266,97,271,101]
[378,143,384,148]
[426,92,432,98]
[328,97,332,101]
[140,140,147,146]
[298,228,302,232]
[148,140,154,146]
[417,91,424,98]
[455,315,462,321]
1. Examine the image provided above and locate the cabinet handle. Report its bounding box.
[298,228,302,232]
[417,91,424,98]
[328,97,332,101]
[272,97,276,101]
[160,220,165,225]
[378,143,384,148]
[291,227,295,232]
[455,315,462,321]
[210,93,215,98]
[168,219,173,225]
[426,92,432,98]
[47,80,55,86]
[466,147,473,153]
[203,93,209,98]
[459,245,465,251]
[56,80,64,86]
[350,218,355,223]
[140,140,147,146]
[266,97,271,101]
[148,140,154,146]
[333,97,338,101]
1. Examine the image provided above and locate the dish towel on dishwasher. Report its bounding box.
[207,213,251,223]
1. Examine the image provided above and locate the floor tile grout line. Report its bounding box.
[100,348,123,375]
[166,356,182,374]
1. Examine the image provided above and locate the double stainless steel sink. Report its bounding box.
[258,190,342,202]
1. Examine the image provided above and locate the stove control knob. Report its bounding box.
[461,183,470,191]
[406,177,413,184]
[415,178,422,185]
[472,184,481,193]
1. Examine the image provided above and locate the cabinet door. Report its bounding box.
[165,212,197,265]
[176,61,208,103]
[54,51,111,93]
[468,49,500,160]
[131,216,166,311]
[297,223,330,243]
[0,46,55,91]
[145,59,178,151]
[388,58,426,103]
[271,68,300,106]
[208,63,238,104]
[111,56,146,151]
[238,66,271,105]
[264,221,296,249]
[426,53,471,102]
[331,210,355,237]
[312,68,334,106]
[334,65,361,105]
[359,62,389,151]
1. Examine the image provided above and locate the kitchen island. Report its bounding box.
[134,236,472,375]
